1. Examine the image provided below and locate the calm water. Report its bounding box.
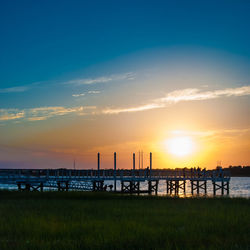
[1,177,249,198]
[158,177,250,198]
[132,177,250,198]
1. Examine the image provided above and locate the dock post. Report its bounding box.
[222,181,224,195]
[148,180,152,194]
[57,182,61,191]
[130,181,133,194]
[25,183,30,191]
[183,180,186,194]
[93,181,96,191]
[121,181,124,193]
[204,181,207,195]
[197,181,200,195]
[170,181,173,194]
[213,182,216,196]
[175,180,178,195]
[227,181,229,195]
[114,152,117,192]
[97,153,100,179]
[133,153,135,179]
[191,180,194,195]
[40,182,44,192]
[155,180,158,195]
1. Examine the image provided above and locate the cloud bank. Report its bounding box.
[0,106,96,122]
[1,85,249,122]
[66,72,135,85]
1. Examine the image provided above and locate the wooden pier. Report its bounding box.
[0,152,230,196]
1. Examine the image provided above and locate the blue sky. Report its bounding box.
[1,0,250,88]
[0,1,250,168]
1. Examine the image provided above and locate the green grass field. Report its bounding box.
[0,191,249,250]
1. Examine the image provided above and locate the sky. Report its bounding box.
[0,0,250,169]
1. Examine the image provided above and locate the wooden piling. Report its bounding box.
[114,152,117,192]
[183,180,186,194]
[133,153,135,178]
[150,152,152,179]
[40,182,44,192]
[97,153,100,178]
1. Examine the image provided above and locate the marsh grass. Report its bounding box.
[0,191,249,249]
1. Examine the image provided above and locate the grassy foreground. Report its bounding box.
[0,191,249,250]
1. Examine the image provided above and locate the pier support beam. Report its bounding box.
[92,180,104,191]
[121,181,140,194]
[166,180,186,195]
[17,182,44,192]
[190,180,207,195]
[148,180,158,195]
[212,181,229,196]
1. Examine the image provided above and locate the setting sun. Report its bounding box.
[165,136,195,157]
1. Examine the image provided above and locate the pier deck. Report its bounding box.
[0,152,230,195]
[0,168,230,195]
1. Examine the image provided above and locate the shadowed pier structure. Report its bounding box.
[0,152,230,196]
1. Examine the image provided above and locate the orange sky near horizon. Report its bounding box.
[0,49,250,169]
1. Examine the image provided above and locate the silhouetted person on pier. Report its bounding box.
[197,167,201,177]
[191,168,194,178]
[108,184,113,191]
[218,168,223,178]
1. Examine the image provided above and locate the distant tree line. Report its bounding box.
[223,166,250,177]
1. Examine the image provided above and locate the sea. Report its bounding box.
[0,177,249,198]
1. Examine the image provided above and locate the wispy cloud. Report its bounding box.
[0,109,25,121]
[103,85,250,114]
[88,90,101,94]
[0,106,96,122]
[72,90,101,97]
[0,86,31,93]
[1,72,134,95]
[72,93,85,97]
[66,72,135,86]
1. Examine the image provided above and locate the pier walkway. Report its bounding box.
[0,153,230,196]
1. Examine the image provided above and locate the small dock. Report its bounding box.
[0,152,230,196]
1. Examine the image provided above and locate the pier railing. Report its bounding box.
[0,168,230,181]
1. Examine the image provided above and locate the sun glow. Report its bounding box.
[165,136,195,157]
